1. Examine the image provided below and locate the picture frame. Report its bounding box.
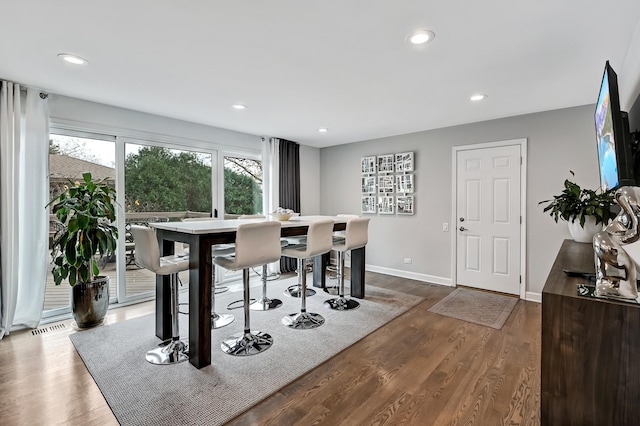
[395,152,414,172]
[378,195,394,214]
[361,156,376,174]
[377,175,395,194]
[396,173,414,193]
[361,195,377,214]
[361,176,376,194]
[377,154,394,173]
[396,195,414,215]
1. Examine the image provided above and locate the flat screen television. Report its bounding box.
[595,60,635,191]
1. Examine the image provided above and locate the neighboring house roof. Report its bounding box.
[49,154,115,181]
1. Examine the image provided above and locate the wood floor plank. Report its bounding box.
[0,272,541,426]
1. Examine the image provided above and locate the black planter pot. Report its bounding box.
[71,276,110,328]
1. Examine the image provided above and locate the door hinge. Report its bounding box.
[520,156,522,165]
[520,215,522,224]
[519,275,522,283]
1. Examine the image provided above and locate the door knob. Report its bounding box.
[459,226,467,231]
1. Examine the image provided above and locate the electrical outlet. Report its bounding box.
[443,223,449,231]
[404,258,412,264]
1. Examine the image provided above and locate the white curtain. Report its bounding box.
[0,82,50,339]
[262,137,280,275]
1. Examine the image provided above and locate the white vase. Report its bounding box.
[567,216,602,243]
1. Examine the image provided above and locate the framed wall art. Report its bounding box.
[378,196,394,214]
[395,152,414,172]
[377,175,394,194]
[396,195,414,215]
[377,154,394,173]
[361,195,377,214]
[361,176,376,194]
[396,173,414,193]
[361,156,376,174]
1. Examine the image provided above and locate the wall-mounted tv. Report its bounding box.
[595,60,635,191]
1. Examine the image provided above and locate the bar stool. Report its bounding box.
[324,217,370,311]
[214,221,282,356]
[281,219,334,329]
[324,214,360,295]
[182,217,236,329]
[236,214,285,311]
[130,225,190,365]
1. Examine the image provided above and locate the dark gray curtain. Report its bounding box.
[279,139,300,273]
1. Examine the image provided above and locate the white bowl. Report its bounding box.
[272,212,293,221]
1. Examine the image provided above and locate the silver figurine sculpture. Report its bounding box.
[593,186,640,300]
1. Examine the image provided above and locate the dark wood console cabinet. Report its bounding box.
[541,239,640,425]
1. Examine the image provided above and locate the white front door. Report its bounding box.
[455,144,521,295]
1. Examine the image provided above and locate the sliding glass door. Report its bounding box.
[122,142,213,300]
[45,132,118,318]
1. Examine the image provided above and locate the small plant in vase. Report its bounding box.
[539,171,615,243]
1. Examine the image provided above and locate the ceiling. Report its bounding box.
[2,1,640,148]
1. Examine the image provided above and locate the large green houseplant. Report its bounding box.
[539,173,615,242]
[48,172,118,328]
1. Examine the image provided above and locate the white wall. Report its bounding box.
[49,95,261,153]
[319,104,599,297]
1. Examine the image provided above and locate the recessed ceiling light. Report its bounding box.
[57,53,88,65]
[232,104,246,110]
[470,94,487,101]
[408,29,435,45]
[318,128,328,133]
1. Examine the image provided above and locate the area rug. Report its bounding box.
[427,287,518,330]
[69,274,423,426]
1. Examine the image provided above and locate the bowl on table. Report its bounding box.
[271,212,293,221]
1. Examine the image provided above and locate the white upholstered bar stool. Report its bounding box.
[324,217,370,311]
[281,219,334,329]
[182,217,236,329]
[130,225,190,365]
[214,221,282,356]
[324,214,360,295]
[238,214,285,311]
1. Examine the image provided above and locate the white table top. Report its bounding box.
[149,215,347,234]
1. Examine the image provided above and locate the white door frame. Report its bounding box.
[451,138,528,299]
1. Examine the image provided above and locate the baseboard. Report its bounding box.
[365,265,453,287]
[525,291,542,303]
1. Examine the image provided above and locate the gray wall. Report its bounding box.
[320,104,600,297]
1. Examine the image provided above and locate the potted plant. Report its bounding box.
[47,172,118,328]
[539,172,615,243]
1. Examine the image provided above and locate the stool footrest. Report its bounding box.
[250,297,283,311]
[285,284,316,298]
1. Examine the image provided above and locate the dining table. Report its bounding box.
[149,215,367,368]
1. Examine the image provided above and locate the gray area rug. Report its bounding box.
[69,274,423,426]
[427,287,518,329]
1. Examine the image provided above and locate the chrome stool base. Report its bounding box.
[282,311,325,329]
[324,297,360,311]
[214,286,229,295]
[212,312,234,329]
[221,331,273,356]
[145,339,189,365]
[285,284,316,298]
[250,297,283,311]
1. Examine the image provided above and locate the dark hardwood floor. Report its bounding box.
[0,272,540,425]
